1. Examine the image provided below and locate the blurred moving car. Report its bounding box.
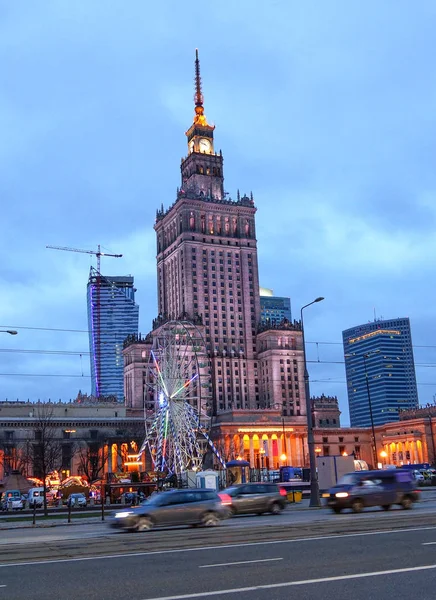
[110,489,229,532]
[67,493,87,508]
[219,483,287,516]
[323,469,420,513]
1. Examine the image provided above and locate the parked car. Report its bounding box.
[0,490,24,511]
[117,492,145,505]
[27,487,46,508]
[110,489,229,532]
[323,469,420,513]
[67,493,87,508]
[412,470,425,483]
[219,483,287,516]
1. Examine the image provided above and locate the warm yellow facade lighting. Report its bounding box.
[349,330,400,344]
[237,427,294,433]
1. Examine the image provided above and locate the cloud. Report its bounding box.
[1,1,436,421]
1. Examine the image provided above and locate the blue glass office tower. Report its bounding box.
[87,268,139,401]
[259,288,292,325]
[343,318,418,427]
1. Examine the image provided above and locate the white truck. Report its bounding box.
[316,456,368,491]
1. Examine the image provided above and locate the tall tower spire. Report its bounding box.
[193,48,208,126]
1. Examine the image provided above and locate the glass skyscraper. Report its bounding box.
[259,287,292,326]
[87,268,139,401]
[343,318,418,427]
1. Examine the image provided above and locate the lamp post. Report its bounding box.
[301,296,324,508]
[362,352,379,469]
[280,416,288,465]
[259,447,265,477]
[0,330,18,335]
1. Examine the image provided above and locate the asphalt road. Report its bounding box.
[2,525,436,599]
[3,494,436,548]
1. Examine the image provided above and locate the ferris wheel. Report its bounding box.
[137,320,226,476]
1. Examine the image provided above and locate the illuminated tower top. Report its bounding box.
[185,49,215,156]
[193,48,211,128]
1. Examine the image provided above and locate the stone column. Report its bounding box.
[277,437,283,465]
[268,436,274,469]
[237,435,244,459]
[418,441,424,463]
[294,435,302,466]
[249,435,255,467]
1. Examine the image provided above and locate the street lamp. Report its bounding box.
[0,330,18,335]
[259,447,265,472]
[380,450,388,467]
[301,296,324,508]
[345,350,379,469]
[362,352,379,469]
[280,416,288,465]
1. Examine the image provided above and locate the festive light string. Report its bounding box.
[170,373,199,399]
[162,408,169,461]
[151,349,169,398]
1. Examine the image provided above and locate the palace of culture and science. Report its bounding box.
[123,51,316,468]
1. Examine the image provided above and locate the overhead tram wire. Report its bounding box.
[0,349,90,356]
[0,373,90,378]
[2,325,436,351]
[3,325,436,351]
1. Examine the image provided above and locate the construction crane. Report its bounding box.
[46,244,122,275]
[46,244,123,398]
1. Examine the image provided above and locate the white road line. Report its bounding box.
[199,558,283,569]
[422,542,436,545]
[1,525,436,568]
[140,563,436,600]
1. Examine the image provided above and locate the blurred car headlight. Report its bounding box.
[114,511,134,518]
[335,492,349,498]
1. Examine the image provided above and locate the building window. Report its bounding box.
[323,446,330,456]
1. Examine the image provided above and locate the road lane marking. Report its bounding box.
[1,525,436,568]
[199,558,283,568]
[422,542,436,545]
[140,563,436,600]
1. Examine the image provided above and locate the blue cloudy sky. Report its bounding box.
[1,1,436,424]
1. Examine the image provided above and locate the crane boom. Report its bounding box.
[46,245,122,258]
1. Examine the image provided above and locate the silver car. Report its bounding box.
[67,493,87,508]
[219,483,287,516]
[110,489,229,532]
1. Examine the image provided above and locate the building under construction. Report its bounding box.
[87,267,139,402]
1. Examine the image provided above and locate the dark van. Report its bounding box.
[324,469,420,513]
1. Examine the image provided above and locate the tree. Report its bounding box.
[0,442,25,477]
[30,405,63,515]
[76,441,108,484]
